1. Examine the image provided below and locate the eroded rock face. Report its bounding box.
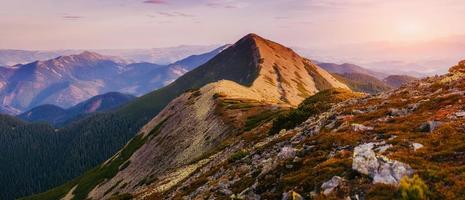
[352,142,413,185]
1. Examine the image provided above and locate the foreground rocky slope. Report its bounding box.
[136,60,465,200]
[25,34,350,200]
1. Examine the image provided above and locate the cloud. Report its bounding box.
[206,0,247,9]
[62,15,83,20]
[143,0,167,4]
[157,11,195,18]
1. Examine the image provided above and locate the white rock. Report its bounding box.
[277,147,296,160]
[352,143,413,185]
[321,176,344,195]
[455,111,465,117]
[351,123,374,132]
[412,143,424,151]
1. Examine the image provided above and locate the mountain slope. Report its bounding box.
[383,75,418,88]
[25,33,349,200]
[332,73,392,94]
[63,59,465,200]
[318,62,387,79]
[18,92,135,126]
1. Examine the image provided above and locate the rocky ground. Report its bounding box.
[136,61,465,200]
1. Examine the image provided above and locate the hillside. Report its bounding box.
[383,75,418,88]
[18,92,135,126]
[318,62,387,79]
[23,33,349,200]
[332,73,392,94]
[32,59,465,200]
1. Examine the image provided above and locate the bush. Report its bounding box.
[229,150,249,162]
[400,175,429,200]
[270,88,362,134]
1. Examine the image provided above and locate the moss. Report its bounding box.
[229,150,249,162]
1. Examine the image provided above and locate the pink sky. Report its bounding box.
[1,0,465,50]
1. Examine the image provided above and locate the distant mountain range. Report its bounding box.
[0,45,228,114]
[317,62,388,79]
[18,92,135,126]
[0,45,220,66]
[296,34,465,76]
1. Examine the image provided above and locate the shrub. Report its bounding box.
[229,150,249,162]
[400,175,429,200]
[270,88,362,134]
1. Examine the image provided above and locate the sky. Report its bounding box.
[1,0,465,50]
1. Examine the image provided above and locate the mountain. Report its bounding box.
[18,92,135,126]
[332,73,392,94]
[383,75,418,88]
[318,62,387,79]
[0,46,221,66]
[0,46,226,113]
[29,59,465,200]
[21,33,349,200]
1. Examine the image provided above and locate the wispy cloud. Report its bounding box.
[157,11,195,18]
[62,15,83,20]
[143,0,167,4]
[206,0,247,9]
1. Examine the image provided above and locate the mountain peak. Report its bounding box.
[76,51,106,60]
[449,60,465,73]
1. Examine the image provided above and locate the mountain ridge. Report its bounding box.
[18,92,136,126]
[23,33,350,200]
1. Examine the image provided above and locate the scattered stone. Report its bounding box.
[412,143,424,151]
[278,147,296,160]
[352,143,413,185]
[419,121,441,133]
[352,109,365,114]
[388,108,409,117]
[321,176,345,195]
[351,123,374,132]
[455,111,465,117]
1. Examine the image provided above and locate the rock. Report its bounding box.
[419,121,441,133]
[412,143,424,151]
[389,108,409,117]
[278,147,296,160]
[352,143,413,185]
[321,176,344,195]
[351,123,374,132]
[352,143,379,176]
[455,111,465,117]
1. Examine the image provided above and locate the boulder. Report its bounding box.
[352,142,413,185]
